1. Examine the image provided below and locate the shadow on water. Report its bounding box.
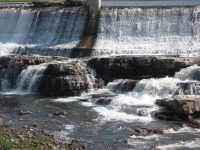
[70,7,100,58]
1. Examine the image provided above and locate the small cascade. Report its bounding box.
[106,79,137,93]
[175,65,200,80]
[16,64,47,93]
[131,77,180,99]
[93,6,200,56]
[0,79,9,91]
[76,61,96,89]
[93,65,200,122]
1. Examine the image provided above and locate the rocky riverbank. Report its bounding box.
[0,127,86,150]
[0,55,198,96]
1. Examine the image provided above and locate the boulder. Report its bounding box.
[151,110,178,121]
[134,127,164,136]
[95,98,112,105]
[38,62,104,97]
[87,56,197,83]
[0,117,3,126]
[38,63,89,97]
[156,97,200,119]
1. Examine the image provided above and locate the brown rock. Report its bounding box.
[156,97,200,119]
[134,127,164,136]
[39,63,89,97]
[88,56,197,83]
[0,117,3,126]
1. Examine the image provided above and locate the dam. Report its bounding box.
[1,0,200,57]
[102,0,200,7]
[0,1,200,150]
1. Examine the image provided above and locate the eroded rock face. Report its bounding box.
[156,97,200,119]
[39,63,89,97]
[0,55,53,87]
[88,56,197,83]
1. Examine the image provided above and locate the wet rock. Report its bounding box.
[186,118,200,128]
[156,98,171,107]
[88,56,197,83]
[95,98,112,105]
[174,82,200,96]
[18,110,32,116]
[152,110,178,121]
[134,127,164,136]
[109,79,138,93]
[89,92,115,105]
[54,111,68,116]
[116,80,137,92]
[156,97,200,119]
[39,63,89,97]
[0,55,53,87]
[0,116,3,126]
[96,78,105,89]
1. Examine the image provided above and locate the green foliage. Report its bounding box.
[0,130,13,150]
[0,128,66,150]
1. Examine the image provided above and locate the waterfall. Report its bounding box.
[76,61,96,89]
[16,64,47,93]
[0,7,88,57]
[93,65,200,122]
[93,6,200,56]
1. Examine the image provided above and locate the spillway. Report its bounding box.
[0,7,88,57]
[93,6,200,56]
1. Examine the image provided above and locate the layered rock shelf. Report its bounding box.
[0,55,199,97]
[88,56,198,83]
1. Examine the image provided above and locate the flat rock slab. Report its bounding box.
[88,56,198,83]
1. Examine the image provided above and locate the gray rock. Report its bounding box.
[156,97,200,119]
[54,111,68,116]
[0,55,53,88]
[88,56,197,83]
[39,63,89,97]
[0,117,3,126]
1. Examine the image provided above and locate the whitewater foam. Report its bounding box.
[89,65,200,122]
[0,7,87,57]
[16,64,47,94]
[93,7,200,56]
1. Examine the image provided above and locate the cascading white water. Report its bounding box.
[92,65,200,122]
[0,7,87,57]
[93,6,200,56]
[16,64,47,93]
[76,61,96,89]
[175,65,200,80]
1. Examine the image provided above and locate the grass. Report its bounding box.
[0,127,86,150]
[0,128,66,150]
[0,0,31,2]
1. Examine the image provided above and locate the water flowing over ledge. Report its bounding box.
[93,6,200,57]
[0,7,87,57]
[1,3,200,150]
[102,0,200,7]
